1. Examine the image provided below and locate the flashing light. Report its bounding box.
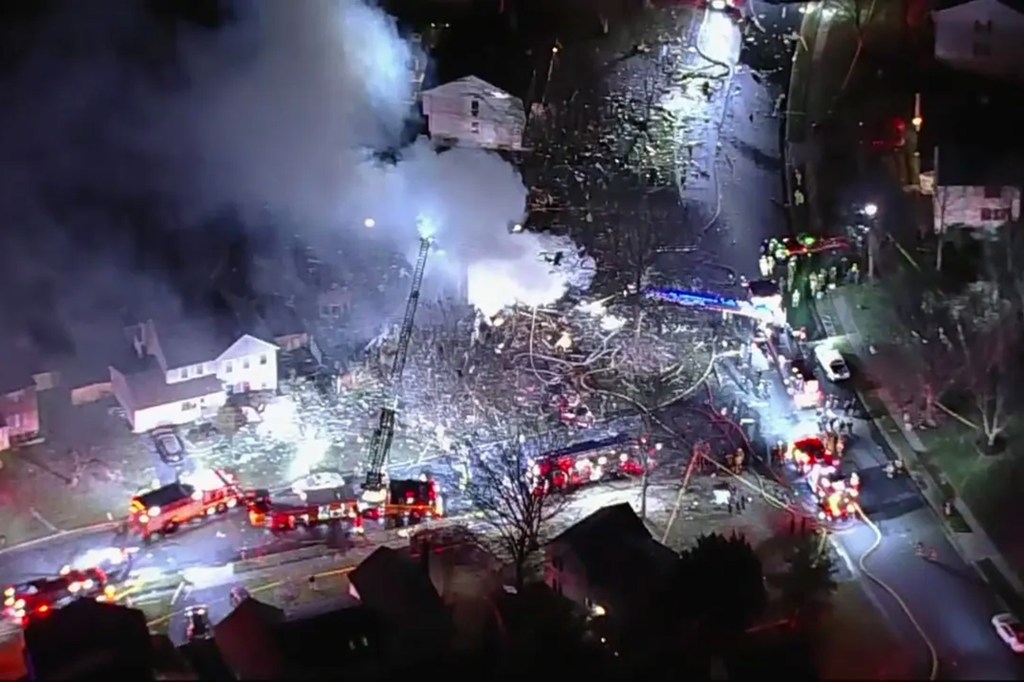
[3,598,11,607]
[148,506,160,517]
[14,599,24,610]
[4,588,13,598]
[59,565,70,576]
[37,604,49,614]
[138,514,150,524]
[104,585,116,597]
[68,582,81,594]
[862,203,879,218]
[363,218,376,228]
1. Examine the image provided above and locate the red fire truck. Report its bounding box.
[129,469,242,541]
[785,436,837,475]
[4,566,114,626]
[247,477,444,532]
[528,434,651,495]
[247,486,360,532]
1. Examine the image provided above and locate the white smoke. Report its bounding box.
[155,0,590,315]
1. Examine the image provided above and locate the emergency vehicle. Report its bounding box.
[247,486,360,532]
[4,566,114,626]
[787,359,821,409]
[807,464,861,521]
[529,434,650,494]
[248,477,444,532]
[129,469,242,541]
[786,436,837,475]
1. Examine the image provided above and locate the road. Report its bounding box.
[773,2,1024,677]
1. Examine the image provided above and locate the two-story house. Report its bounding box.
[545,503,679,634]
[0,366,41,451]
[421,75,527,151]
[933,0,1024,82]
[110,319,278,433]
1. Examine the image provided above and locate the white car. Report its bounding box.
[992,613,1024,653]
[814,345,851,382]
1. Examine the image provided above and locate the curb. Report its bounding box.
[813,294,1024,601]
[0,521,120,557]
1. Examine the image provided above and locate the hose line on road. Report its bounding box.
[855,505,940,681]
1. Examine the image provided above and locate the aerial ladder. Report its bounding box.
[361,236,432,504]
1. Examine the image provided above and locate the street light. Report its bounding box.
[862,203,878,218]
[363,218,376,228]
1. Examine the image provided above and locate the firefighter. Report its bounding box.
[884,461,895,479]
[791,288,801,309]
[733,448,745,473]
[849,262,860,284]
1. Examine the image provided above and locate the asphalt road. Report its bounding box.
[676,2,1024,676]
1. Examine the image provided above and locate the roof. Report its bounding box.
[212,598,286,679]
[47,326,147,388]
[274,603,381,676]
[550,503,679,601]
[136,482,192,509]
[121,369,223,410]
[23,600,154,680]
[0,363,34,395]
[541,433,632,459]
[934,143,1024,186]
[934,0,1024,13]
[349,547,445,623]
[151,318,244,369]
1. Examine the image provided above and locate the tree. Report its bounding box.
[777,533,838,626]
[677,532,767,644]
[949,282,1017,451]
[463,431,568,590]
[215,404,246,439]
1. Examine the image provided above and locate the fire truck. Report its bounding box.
[785,436,839,475]
[4,566,114,626]
[529,433,650,494]
[248,477,444,532]
[129,469,242,541]
[807,463,861,521]
[248,485,360,532]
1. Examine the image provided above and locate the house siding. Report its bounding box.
[217,347,278,394]
[934,185,1021,232]
[110,367,136,429]
[0,387,40,449]
[70,381,114,406]
[131,392,226,433]
[422,78,525,151]
[934,0,1024,81]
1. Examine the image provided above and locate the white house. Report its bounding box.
[933,0,1024,82]
[421,76,527,151]
[112,320,279,432]
[110,366,225,433]
[930,144,1021,234]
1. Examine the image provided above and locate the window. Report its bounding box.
[225,362,233,373]
[972,42,992,57]
[180,367,188,379]
[181,401,197,411]
[470,99,480,117]
[9,414,21,429]
[260,354,268,365]
[973,19,993,33]
[984,186,1002,199]
[194,364,203,376]
[471,121,480,134]
[204,363,214,374]
[243,359,250,370]
[321,305,331,316]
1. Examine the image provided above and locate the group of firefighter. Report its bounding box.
[759,236,861,310]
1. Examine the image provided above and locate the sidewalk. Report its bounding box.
[817,288,1024,604]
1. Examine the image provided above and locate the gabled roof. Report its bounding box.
[350,547,444,623]
[23,600,154,680]
[151,317,245,369]
[423,75,522,103]
[212,597,286,679]
[274,603,381,676]
[120,368,223,410]
[550,503,679,601]
[217,334,278,363]
[934,0,1024,13]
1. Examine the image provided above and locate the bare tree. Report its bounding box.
[462,430,569,590]
[949,283,1017,451]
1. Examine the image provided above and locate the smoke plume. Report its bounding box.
[1,0,590,329]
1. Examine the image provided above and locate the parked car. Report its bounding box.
[814,344,851,382]
[992,613,1024,654]
[184,605,212,641]
[151,427,186,466]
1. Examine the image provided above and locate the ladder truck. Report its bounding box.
[362,236,432,506]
